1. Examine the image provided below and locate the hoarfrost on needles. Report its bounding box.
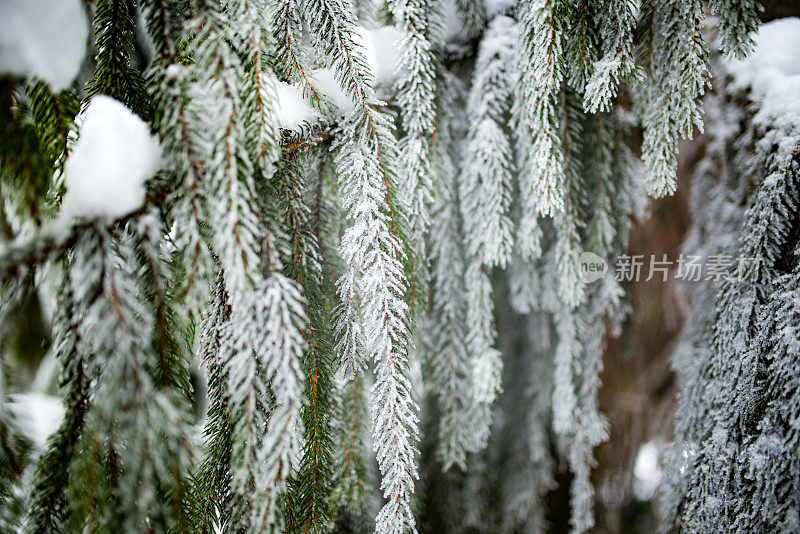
[61,96,162,221]
[0,0,88,90]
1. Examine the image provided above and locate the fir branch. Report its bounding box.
[227,0,281,175]
[133,212,193,397]
[563,0,598,92]
[272,0,325,102]
[710,0,761,59]
[0,87,52,228]
[301,0,406,242]
[222,275,307,532]
[86,0,149,117]
[585,113,616,257]
[187,3,308,531]
[459,15,516,269]
[427,70,475,469]
[24,259,90,533]
[301,4,419,530]
[331,373,369,512]
[332,122,418,532]
[283,133,334,155]
[516,0,567,221]
[192,274,236,534]
[140,0,186,65]
[391,0,438,248]
[582,0,637,113]
[462,260,500,448]
[638,0,710,197]
[553,88,586,309]
[453,0,486,37]
[277,152,336,533]
[23,81,78,172]
[0,404,32,532]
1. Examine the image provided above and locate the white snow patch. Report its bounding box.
[31,352,58,393]
[305,25,404,113]
[726,18,800,129]
[633,441,662,500]
[363,25,405,86]
[61,96,163,221]
[440,0,467,43]
[355,26,380,83]
[310,67,354,113]
[165,63,183,81]
[480,15,517,57]
[273,25,403,122]
[7,393,65,449]
[0,0,88,90]
[275,81,320,130]
[485,0,514,17]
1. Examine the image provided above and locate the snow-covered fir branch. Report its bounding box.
[222,274,307,531]
[298,1,419,531]
[638,0,710,197]
[516,0,567,218]
[666,21,800,530]
[427,72,475,470]
[1,1,786,533]
[582,0,638,113]
[456,14,519,456]
[460,15,516,269]
[391,0,438,250]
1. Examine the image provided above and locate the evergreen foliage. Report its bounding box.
[664,29,800,531]
[0,1,783,533]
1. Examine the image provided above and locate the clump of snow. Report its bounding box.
[305,25,405,113]
[275,81,321,130]
[439,0,466,43]
[363,26,405,86]
[61,96,163,221]
[633,441,663,501]
[0,0,88,90]
[274,25,403,122]
[355,26,380,83]
[727,18,800,83]
[7,393,65,449]
[165,63,183,81]
[726,18,800,130]
[310,67,354,114]
[485,0,514,17]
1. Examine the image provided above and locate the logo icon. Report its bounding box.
[578,251,607,283]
